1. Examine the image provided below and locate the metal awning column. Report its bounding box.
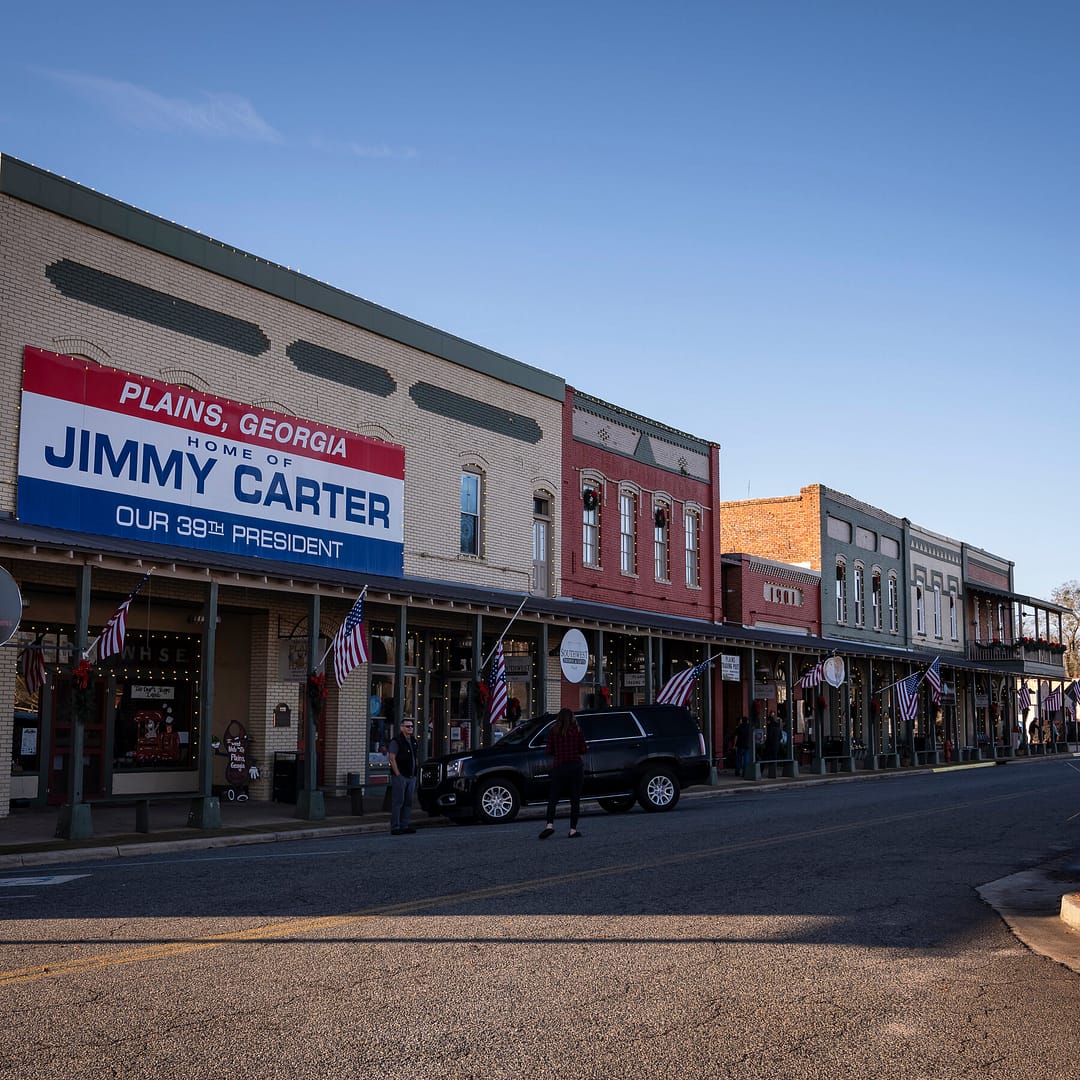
[296,592,325,820]
[56,564,93,840]
[189,579,222,828]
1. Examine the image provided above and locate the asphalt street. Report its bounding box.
[1,760,1078,1079]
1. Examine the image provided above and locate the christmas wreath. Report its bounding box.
[654,507,668,529]
[71,658,95,724]
[306,670,327,715]
[582,487,599,511]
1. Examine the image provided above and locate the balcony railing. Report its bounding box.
[967,641,1018,662]
[966,640,1066,669]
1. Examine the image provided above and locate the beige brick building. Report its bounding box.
[0,154,574,819]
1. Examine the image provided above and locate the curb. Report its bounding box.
[1,754,1075,871]
[1062,892,1080,933]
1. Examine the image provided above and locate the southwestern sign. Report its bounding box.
[17,347,405,575]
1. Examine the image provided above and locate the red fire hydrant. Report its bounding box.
[944,739,952,763]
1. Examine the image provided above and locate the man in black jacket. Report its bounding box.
[388,720,419,834]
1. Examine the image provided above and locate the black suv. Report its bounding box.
[418,705,710,824]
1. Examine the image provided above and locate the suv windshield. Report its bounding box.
[496,715,554,747]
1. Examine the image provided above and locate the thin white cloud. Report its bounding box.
[40,69,283,143]
[309,134,417,160]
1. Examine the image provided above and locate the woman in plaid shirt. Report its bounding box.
[539,708,587,839]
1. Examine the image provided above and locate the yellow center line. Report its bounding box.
[0,787,1034,987]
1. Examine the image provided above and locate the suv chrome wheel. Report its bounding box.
[638,767,679,812]
[475,778,521,824]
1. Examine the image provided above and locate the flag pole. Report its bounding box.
[318,584,368,669]
[480,594,529,671]
[83,566,156,661]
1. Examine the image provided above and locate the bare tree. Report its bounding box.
[1050,580,1080,679]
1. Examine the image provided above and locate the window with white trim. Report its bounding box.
[933,584,942,639]
[949,592,958,640]
[684,507,700,589]
[888,571,899,634]
[460,469,481,556]
[619,489,637,576]
[871,568,883,631]
[653,502,671,582]
[853,562,865,626]
[915,583,925,635]
[582,482,601,569]
[997,603,1005,642]
[835,559,848,624]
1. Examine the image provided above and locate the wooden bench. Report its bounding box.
[744,758,799,780]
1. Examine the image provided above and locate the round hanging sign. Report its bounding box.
[559,629,590,684]
[0,567,22,646]
[822,656,846,688]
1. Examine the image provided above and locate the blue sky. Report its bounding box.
[2,1,1076,600]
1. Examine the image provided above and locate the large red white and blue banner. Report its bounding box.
[17,347,405,576]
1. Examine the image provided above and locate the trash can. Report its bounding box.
[272,752,299,804]
[347,771,364,815]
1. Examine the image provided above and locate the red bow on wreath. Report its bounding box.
[73,658,94,690]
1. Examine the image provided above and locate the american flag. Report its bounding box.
[799,661,825,689]
[1067,681,1080,705]
[1017,685,1032,712]
[332,593,369,688]
[657,657,712,707]
[97,570,152,660]
[488,640,509,724]
[1042,687,1062,713]
[18,636,46,696]
[895,671,922,723]
[926,657,942,706]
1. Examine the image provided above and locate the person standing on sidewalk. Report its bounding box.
[539,708,587,839]
[388,720,419,835]
[735,716,752,776]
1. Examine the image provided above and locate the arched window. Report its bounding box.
[619,488,637,576]
[915,582,926,635]
[835,559,848,624]
[653,499,671,582]
[949,591,958,640]
[582,479,602,569]
[888,571,899,634]
[460,468,483,556]
[853,562,865,627]
[684,506,701,589]
[933,585,942,639]
[871,567,883,631]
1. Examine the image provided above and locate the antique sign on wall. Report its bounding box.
[17,347,406,575]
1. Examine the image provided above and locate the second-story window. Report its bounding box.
[854,562,865,626]
[888,571,899,633]
[973,603,981,643]
[997,603,1005,642]
[915,583,925,635]
[933,585,942,639]
[582,482,601,568]
[949,592,958,640]
[460,469,481,556]
[654,502,671,582]
[684,507,700,589]
[619,489,637,575]
[871,568,883,631]
[835,559,847,624]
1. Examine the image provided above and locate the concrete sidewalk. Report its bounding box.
[1,758,916,867]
